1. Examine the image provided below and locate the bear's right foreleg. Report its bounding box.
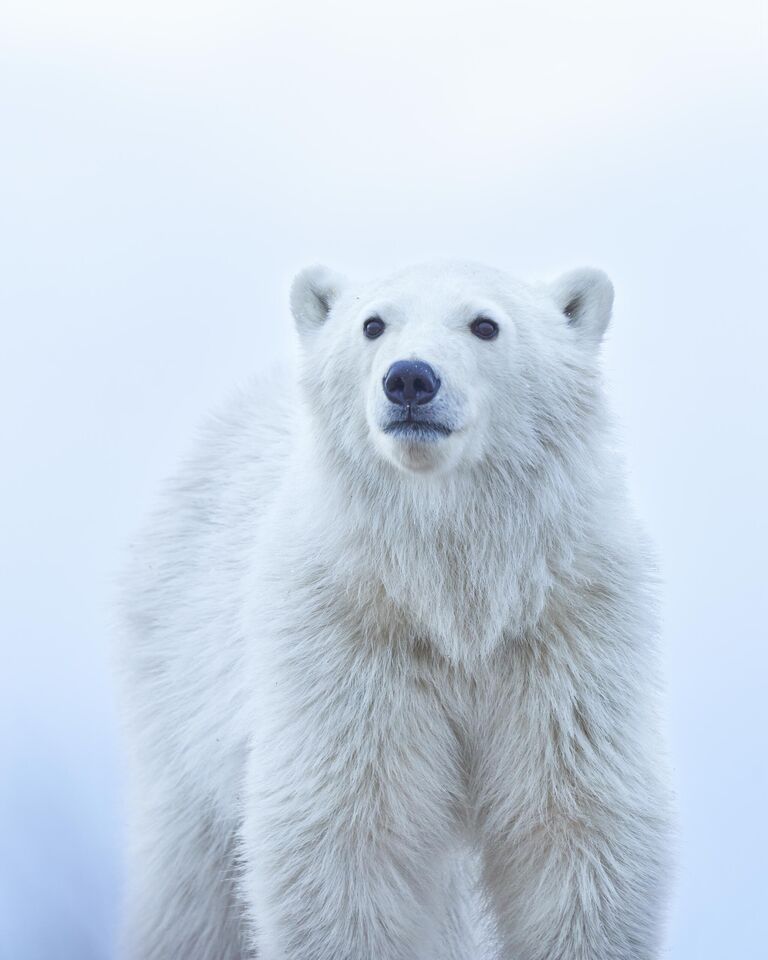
[120,784,249,960]
[239,638,466,960]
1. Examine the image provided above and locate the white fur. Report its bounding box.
[118,261,671,959]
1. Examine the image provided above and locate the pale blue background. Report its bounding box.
[1,2,766,958]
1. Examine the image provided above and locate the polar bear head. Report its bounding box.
[290,261,613,477]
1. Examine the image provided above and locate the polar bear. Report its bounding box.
[119,261,671,960]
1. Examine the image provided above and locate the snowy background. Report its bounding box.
[1,1,766,957]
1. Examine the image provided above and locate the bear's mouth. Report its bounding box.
[383,418,453,441]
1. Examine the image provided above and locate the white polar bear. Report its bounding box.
[119,261,671,960]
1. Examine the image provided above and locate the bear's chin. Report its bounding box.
[373,430,461,475]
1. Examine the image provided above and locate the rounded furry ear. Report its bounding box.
[550,268,614,346]
[290,265,346,334]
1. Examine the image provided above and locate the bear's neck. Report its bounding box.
[305,441,604,664]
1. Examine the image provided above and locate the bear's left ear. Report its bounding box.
[290,265,347,335]
[550,268,614,347]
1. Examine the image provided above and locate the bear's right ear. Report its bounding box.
[290,265,346,334]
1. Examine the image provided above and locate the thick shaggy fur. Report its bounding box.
[119,261,671,959]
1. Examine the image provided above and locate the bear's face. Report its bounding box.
[291,262,613,476]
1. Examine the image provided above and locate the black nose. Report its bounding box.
[383,360,441,406]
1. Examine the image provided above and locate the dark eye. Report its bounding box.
[363,316,385,339]
[470,317,499,340]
